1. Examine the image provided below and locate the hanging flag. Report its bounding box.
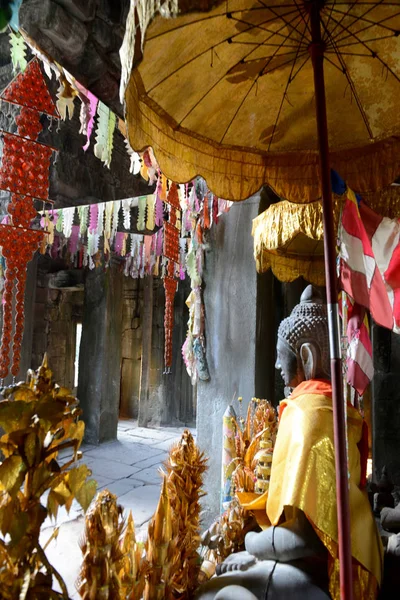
[345,299,374,396]
[9,31,27,73]
[339,189,400,334]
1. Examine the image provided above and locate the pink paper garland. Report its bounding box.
[82,91,98,152]
[89,204,98,234]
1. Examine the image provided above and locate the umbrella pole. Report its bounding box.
[309,3,354,599]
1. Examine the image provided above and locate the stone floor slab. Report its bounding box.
[117,484,161,527]
[129,426,178,441]
[104,478,144,498]
[133,451,167,470]
[85,440,160,466]
[84,456,141,480]
[149,437,181,452]
[133,466,165,484]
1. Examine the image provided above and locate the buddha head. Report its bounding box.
[275,285,330,389]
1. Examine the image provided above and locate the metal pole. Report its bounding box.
[308,2,354,598]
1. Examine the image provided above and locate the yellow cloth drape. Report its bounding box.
[239,382,383,600]
[251,197,343,285]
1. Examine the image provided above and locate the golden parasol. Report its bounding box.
[121,2,400,596]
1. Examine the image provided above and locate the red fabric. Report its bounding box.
[339,196,400,332]
[346,302,373,395]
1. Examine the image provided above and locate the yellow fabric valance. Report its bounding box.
[252,196,343,286]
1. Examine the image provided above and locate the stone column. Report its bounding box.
[372,323,400,484]
[138,275,154,427]
[196,195,259,524]
[255,187,280,404]
[120,277,142,419]
[78,265,123,444]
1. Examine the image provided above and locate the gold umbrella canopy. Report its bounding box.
[124,0,400,202]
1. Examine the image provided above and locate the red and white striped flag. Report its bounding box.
[346,300,373,395]
[339,189,400,335]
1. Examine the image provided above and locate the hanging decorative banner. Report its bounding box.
[9,31,27,74]
[0,226,44,378]
[76,85,98,152]
[163,221,179,264]
[146,195,156,231]
[94,101,116,168]
[56,76,77,121]
[1,57,59,116]
[164,268,178,370]
[7,193,37,228]
[0,133,53,199]
[137,196,147,231]
[0,56,59,379]
[15,106,43,139]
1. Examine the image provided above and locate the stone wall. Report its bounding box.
[120,276,143,419]
[20,0,129,117]
[78,265,124,444]
[31,267,84,388]
[196,195,259,524]
[372,325,400,484]
[138,276,195,428]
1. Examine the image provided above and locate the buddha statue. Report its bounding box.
[196,285,383,600]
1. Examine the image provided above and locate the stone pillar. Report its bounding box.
[196,195,259,524]
[78,265,123,444]
[138,275,154,427]
[255,186,280,404]
[372,323,400,484]
[120,277,142,419]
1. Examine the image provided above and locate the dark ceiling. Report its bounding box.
[19,0,130,116]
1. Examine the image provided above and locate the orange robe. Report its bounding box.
[239,379,383,600]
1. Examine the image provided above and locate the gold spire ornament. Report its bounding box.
[229,398,278,495]
[77,490,125,600]
[200,498,255,575]
[254,426,275,494]
[144,430,207,600]
[0,356,96,599]
[164,429,208,599]
[144,474,175,600]
[120,511,149,600]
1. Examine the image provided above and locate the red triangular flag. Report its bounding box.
[1,58,59,117]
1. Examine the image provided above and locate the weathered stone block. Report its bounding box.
[49,289,61,303]
[90,72,119,107]
[34,303,46,323]
[91,17,114,50]
[35,287,48,304]
[21,0,88,63]
[76,40,108,85]
[55,0,96,22]
[32,331,47,353]
[78,267,123,444]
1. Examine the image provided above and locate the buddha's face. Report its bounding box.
[275,337,304,389]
